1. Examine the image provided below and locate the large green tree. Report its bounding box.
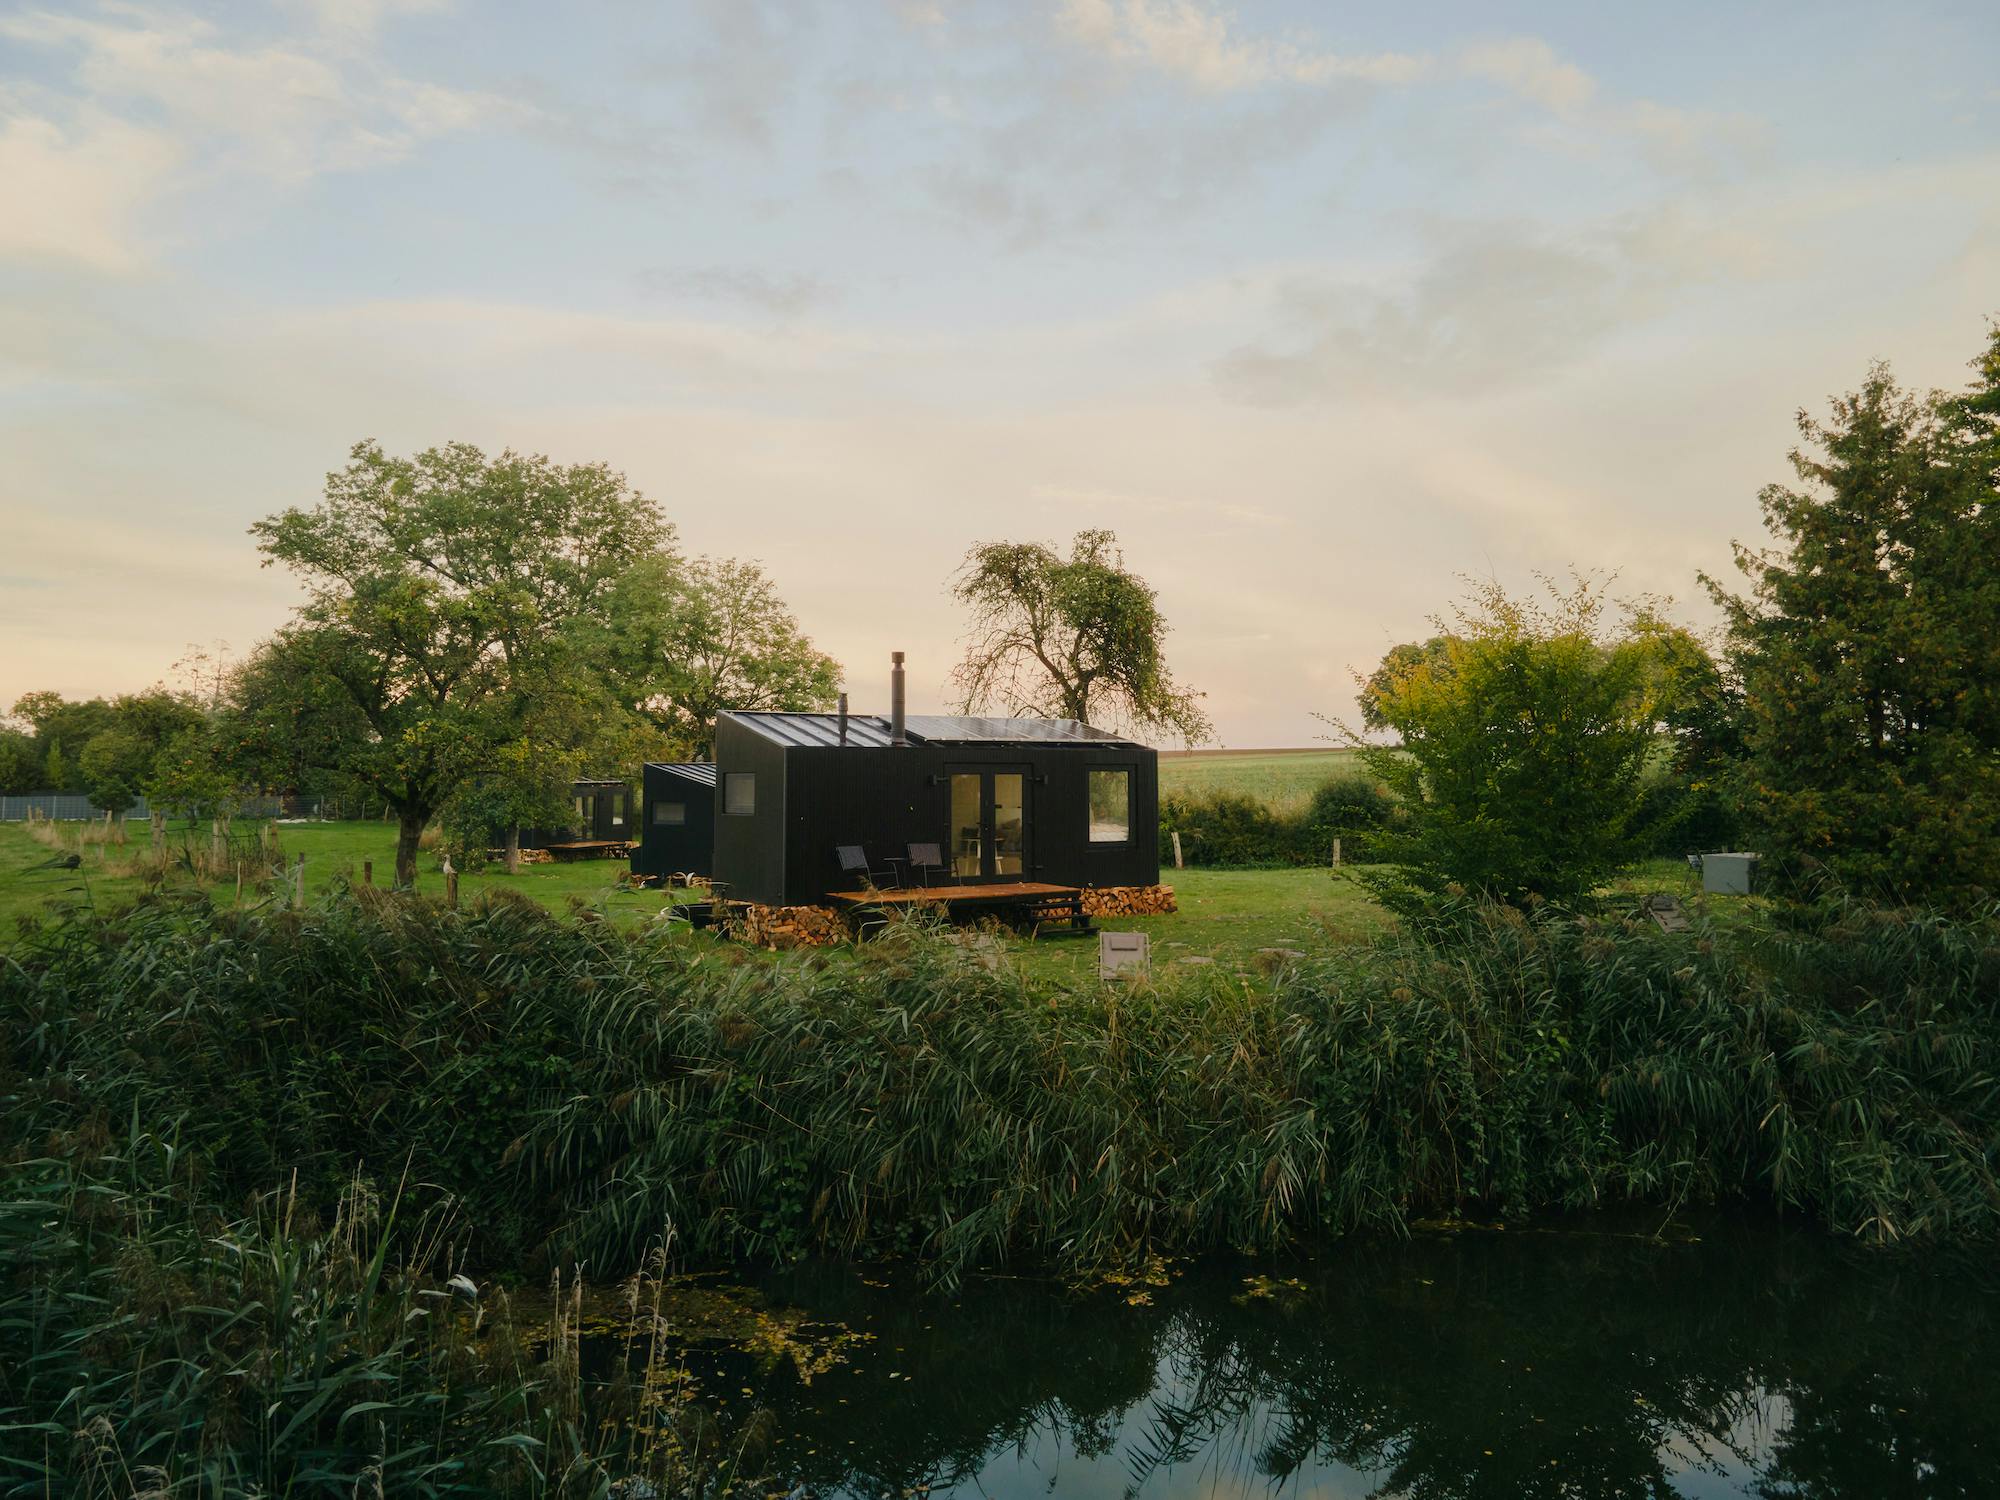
[949,528,1212,745]
[1338,575,1662,915]
[1357,636,1455,733]
[1705,340,2000,907]
[610,555,841,758]
[0,730,36,795]
[248,441,674,886]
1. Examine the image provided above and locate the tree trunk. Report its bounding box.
[395,810,425,889]
[505,824,521,876]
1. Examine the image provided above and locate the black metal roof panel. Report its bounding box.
[723,711,900,748]
[645,762,718,786]
[721,710,1142,749]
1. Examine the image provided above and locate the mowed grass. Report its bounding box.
[0,819,682,937]
[1160,746,1367,812]
[0,820,1720,983]
[1003,866,1389,985]
[0,818,1391,979]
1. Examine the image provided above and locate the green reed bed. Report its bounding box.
[4,889,1997,1494]
[0,1145,763,1498]
[5,887,1996,1284]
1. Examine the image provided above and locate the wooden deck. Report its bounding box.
[539,839,632,861]
[826,881,1094,932]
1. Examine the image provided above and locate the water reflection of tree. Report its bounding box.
[755,1222,1995,1499]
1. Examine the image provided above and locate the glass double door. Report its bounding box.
[948,767,1029,882]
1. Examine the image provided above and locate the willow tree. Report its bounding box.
[949,529,1211,745]
[249,440,673,887]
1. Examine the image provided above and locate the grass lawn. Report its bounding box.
[1,820,1731,986]
[0,818,1389,979]
[0,819,687,937]
[1004,866,1390,985]
[1160,747,1367,812]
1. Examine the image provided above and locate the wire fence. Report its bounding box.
[0,794,325,822]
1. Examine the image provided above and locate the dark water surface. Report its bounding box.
[673,1215,1998,1499]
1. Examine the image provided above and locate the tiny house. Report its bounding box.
[707,657,1157,907]
[631,762,717,881]
[519,777,633,851]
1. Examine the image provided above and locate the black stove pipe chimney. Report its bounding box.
[890,652,908,746]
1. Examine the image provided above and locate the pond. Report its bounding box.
[626,1212,1997,1499]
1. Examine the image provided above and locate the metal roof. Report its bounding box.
[723,712,899,748]
[645,761,718,786]
[904,714,1135,745]
[721,710,1142,749]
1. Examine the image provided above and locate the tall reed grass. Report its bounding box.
[5,887,1994,1285]
[5,889,1995,1490]
[0,1138,762,1497]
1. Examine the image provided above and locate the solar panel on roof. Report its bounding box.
[722,710,1142,748]
[646,762,718,786]
[902,715,1131,744]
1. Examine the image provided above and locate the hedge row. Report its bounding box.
[1158,777,1391,867]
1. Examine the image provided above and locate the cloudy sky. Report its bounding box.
[2,0,1996,744]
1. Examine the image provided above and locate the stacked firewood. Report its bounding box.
[726,903,850,948]
[1081,884,1178,918]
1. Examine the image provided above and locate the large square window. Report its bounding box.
[652,801,686,827]
[1088,769,1131,844]
[723,773,756,816]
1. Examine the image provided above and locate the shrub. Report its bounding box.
[1346,575,1663,916]
[1301,775,1392,862]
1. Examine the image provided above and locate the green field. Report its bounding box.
[1159,746,1365,811]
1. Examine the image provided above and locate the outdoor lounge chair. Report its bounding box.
[906,841,953,887]
[836,845,898,889]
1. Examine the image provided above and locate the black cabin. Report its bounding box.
[519,778,633,850]
[709,707,1158,907]
[631,762,717,881]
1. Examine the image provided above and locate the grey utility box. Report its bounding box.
[1099,930,1150,980]
[1702,852,1760,896]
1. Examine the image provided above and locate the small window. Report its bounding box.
[611,792,626,827]
[723,773,756,816]
[652,801,687,827]
[1088,768,1131,844]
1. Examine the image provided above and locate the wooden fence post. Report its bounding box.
[1332,837,1342,868]
[443,855,459,911]
[362,859,373,887]
[1171,830,1184,870]
[292,853,306,910]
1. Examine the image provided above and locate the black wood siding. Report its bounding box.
[631,766,716,879]
[707,737,1158,906]
[710,718,792,904]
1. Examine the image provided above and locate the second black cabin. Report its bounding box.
[520,778,633,850]
[631,762,717,881]
[710,706,1158,908]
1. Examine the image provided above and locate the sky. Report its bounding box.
[1,0,1996,746]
